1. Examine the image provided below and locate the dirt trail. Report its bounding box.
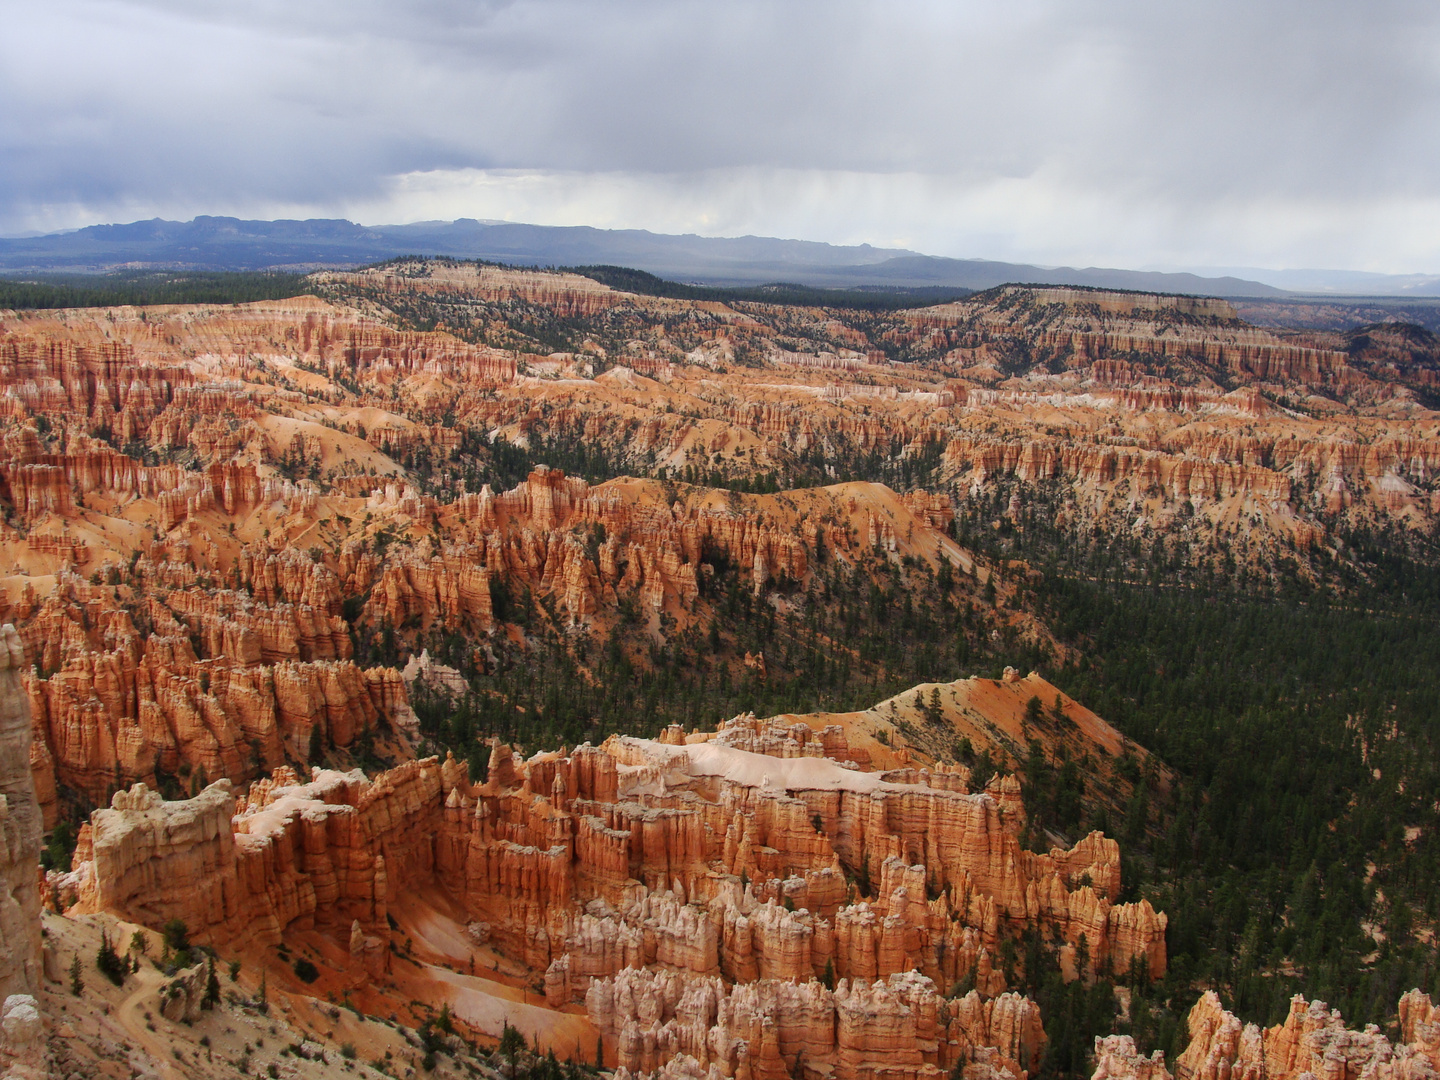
[112,965,187,1080]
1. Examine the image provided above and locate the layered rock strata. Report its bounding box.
[68,722,1165,1080]
[20,567,408,818]
[1092,988,1440,1080]
[0,625,41,1000]
[12,458,963,816]
[590,966,1046,1080]
[69,757,446,956]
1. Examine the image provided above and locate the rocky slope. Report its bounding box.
[767,667,1169,839]
[16,903,503,1080]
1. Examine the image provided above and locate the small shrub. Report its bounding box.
[161,918,189,953]
[292,958,320,984]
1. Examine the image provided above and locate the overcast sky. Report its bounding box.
[3,0,1440,271]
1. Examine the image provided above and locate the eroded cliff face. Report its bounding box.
[3,273,1434,602]
[4,271,1437,822]
[7,452,975,822]
[4,262,1438,1079]
[0,624,42,999]
[62,714,1166,1080]
[1091,989,1440,1080]
[67,757,444,957]
[592,969,1046,1080]
[15,563,408,826]
[360,467,935,633]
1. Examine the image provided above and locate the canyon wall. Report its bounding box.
[11,461,955,817]
[592,967,1047,1080]
[70,756,451,954]
[1092,988,1440,1080]
[0,625,42,999]
[18,564,409,824]
[66,721,1165,1080]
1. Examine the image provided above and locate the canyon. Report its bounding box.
[53,704,1159,1080]
[0,262,1437,1078]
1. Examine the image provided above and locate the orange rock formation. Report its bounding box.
[1092,989,1440,1080]
[18,564,408,823]
[63,712,1166,1080]
[0,624,42,999]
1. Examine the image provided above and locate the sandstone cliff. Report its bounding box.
[0,625,42,999]
[17,559,408,815]
[72,757,447,956]
[65,716,1165,1080]
[1092,989,1440,1080]
[589,966,1045,1080]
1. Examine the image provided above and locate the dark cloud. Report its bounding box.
[2,0,1439,268]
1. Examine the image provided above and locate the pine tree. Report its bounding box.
[204,955,220,1009]
[499,1023,525,1080]
[69,953,83,996]
[1024,695,1043,728]
[96,929,126,986]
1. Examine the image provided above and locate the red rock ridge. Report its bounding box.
[0,624,43,998]
[1091,988,1440,1080]
[20,565,407,819]
[64,717,1165,1080]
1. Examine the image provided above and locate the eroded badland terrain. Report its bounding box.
[1,263,1439,1080]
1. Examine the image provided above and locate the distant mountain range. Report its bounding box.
[1184,266,1440,297]
[2,215,1437,298]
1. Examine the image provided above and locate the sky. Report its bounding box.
[3,0,1440,272]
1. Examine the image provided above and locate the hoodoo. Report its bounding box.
[0,624,41,1000]
[57,714,1167,1080]
[0,260,1437,1078]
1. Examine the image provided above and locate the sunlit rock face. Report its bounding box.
[0,625,42,999]
[69,718,1167,1080]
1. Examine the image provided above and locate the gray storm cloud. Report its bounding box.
[2,0,1439,269]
